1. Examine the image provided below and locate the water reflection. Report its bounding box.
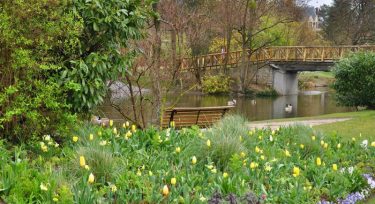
[100,88,352,123]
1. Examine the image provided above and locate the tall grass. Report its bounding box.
[186,115,248,170]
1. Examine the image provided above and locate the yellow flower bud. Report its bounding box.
[316,157,322,166]
[192,156,197,165]
[111,184,117,192]
[223,172,229,178]
[89,134,94,141]
[206,139,211,147]
[171,178,177,185]
[332,164,338,171]
[337,143,341,149]
[324,143,328,149]
[109,120,113,127]
[371,141,375,147]
[300,144,305,149]
[285,150,291,157]
[162,185,169,196]
[131,125,137,133]
[255,146,260,153]
[292,166,300,177]
[175,147,181,153]
[240,152,246,158]
[53,197,58,202]
[320,140,324,146]
[79,156,86,167]
[113,128,117,135]
[250,162,258,169]
[88,173,95,184]
[126,121,130,127]
[352,137,356,141]
[312,136,316,140]
[84,165,90,170]
[72,136,79,142]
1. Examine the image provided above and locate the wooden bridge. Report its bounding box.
[180,45,375,70]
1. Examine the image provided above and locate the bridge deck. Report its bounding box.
[181,46,375,70]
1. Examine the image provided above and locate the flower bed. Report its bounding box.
[0,116,374,203]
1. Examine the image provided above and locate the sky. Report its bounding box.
[308,0,333,7]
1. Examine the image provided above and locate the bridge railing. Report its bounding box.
[180,45,375,70]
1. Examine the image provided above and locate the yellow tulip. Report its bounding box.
[337,143,341,149]
[162,185,169,196]
[371,141,375,147]
[137,170,142,176]
[113,128,117,135]
[260,155,265,160]
[109,120,113,127]
[255,146,260,153]
[192,156,197,165]
[312,136,316,140]
[170,121,175,128]
[206,139,211,147]
[40,183,48,191]
[332,164,338,171]
[88,173,95,184]
[84,165,90,170]
[171,178,177,185]
[89,134,94,141]
[292,166,300,177]
[41,144,48,152]
[300,144,305,149]
[250,162,258,169]
[72,136,79,142]
[223,172,229,178]
[240,152,246,158]
[316,157,322,166]
[265,165,272,172]
[352,137,356,141]
[79,156,86,167]
[211,168,217,173]
[111,184,117,192]
[175,147,181,153]
[131,125,137,133]
[53,197,58,202]
[122,123,126,128]
[324,143,328,149]
[285,149,291,157]
[149,171,153,176]
[320,140,324,146]
[126,121,130,127]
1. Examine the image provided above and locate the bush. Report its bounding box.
[202,75,231,94]
[333,52,375,109]
[256,88,278,97]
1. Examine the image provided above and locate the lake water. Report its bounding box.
[100,87,352,123]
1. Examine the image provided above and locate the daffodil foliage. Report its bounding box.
[0,116,374,203]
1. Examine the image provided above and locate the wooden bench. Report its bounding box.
[162,106,234,128]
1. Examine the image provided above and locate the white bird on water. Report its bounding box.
[228,99,237,106]
[285,104,293,113]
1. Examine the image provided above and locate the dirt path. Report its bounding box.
[248,118,352,130]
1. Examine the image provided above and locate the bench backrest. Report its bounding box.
[162,106,234,128]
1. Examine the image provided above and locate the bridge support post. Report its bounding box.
[272,69,298,95]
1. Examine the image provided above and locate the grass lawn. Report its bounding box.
[251,110,375,140]
[314,111,375,141]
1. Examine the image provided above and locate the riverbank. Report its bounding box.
[298,71,335,89]
[249,110,375,140]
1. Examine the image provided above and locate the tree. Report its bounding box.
[0,0,150,139]
[333,52,375,109]
[320,0,375,45]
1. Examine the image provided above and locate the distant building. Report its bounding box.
[305,7,321,31]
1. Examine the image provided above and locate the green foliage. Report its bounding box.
[0,117,374,203]
[0,0,78,140]
[0,0,151,140]
[202,75,231,94]
[62,0,150,112]
[333,52,375,109]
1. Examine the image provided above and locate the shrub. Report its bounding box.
[202,75,231,94]
[333,52,375,109]
[256,88,278,97]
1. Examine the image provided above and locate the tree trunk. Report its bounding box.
[151,2,163,126]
